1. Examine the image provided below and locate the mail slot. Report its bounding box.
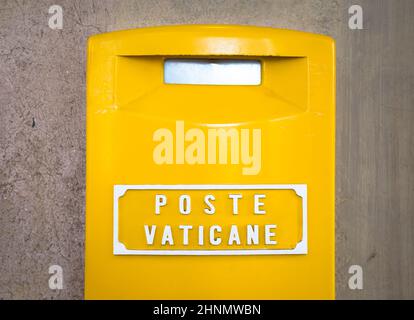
[85,25,335,299]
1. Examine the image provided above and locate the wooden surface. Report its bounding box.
[336,0,414,299]
[0,0,413,299]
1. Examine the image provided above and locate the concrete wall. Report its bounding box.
[0,0,413,299]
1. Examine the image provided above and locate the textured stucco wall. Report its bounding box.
[0,0,413,299]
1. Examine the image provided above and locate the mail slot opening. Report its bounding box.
[164,59,262,85]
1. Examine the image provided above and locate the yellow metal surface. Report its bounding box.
[85,25,335,299]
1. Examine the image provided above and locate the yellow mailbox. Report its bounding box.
[85,25,335,299]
